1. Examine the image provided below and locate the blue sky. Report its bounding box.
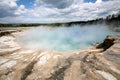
[17,0,108,8]
[0,0,119,23]
[17,0,98,8]
[84,0,97,3]
[17,0,35,8]
[84,0,108,3]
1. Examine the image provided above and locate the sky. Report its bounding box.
[0,0,119,23]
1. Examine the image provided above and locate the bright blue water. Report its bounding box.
[18,24,117,52]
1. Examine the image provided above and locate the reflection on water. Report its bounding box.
[18,24,117,52]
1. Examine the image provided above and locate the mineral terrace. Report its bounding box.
[0,30,120,80]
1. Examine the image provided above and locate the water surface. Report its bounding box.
[18,24,117,52]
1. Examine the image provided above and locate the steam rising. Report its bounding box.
[18,24,117,52]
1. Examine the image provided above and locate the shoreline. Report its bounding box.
[0,27,117,54]
[0,28,120,80]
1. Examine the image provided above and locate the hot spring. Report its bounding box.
[18,24,118,53]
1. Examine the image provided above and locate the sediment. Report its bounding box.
[0,30,120,80]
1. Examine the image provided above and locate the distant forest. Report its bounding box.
[0,12,120,27]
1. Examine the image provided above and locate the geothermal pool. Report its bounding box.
[18,24,117,52]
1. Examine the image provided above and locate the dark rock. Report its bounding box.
[0,30,17,37]
[96,36,115,50]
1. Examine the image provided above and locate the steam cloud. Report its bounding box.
[18,24,117,52]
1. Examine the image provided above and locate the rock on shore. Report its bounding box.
[0,32,120,80]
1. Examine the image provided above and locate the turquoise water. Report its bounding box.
[18,24,117,52]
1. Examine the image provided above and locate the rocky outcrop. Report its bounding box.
[103,35,120,67]
[96,36,115,50]
[0,30,18,37]
[0,33,120,80]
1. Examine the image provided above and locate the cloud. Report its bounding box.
[35,0,76,9]
[18,24,116,52]
[96,0,102,3]
[0,0,27,18]
[0,16,25,23]
[0,0,120,23]
[27,0,120,23]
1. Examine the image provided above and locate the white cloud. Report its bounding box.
[0,0,120,23]
[15,5,27,15]
[0,0,27,18]
[26,0,120,23]
[0,16,25,23]
[96,0,102,3]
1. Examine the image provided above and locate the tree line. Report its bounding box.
[0,12,119,27]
